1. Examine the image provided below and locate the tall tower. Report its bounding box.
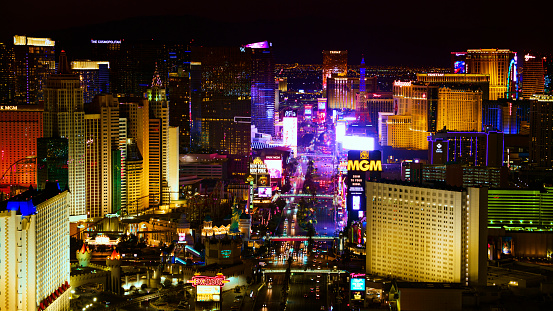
[322,50,347,93]
[522,53,545,99]
[466,49,516,100]
[356,57,368,118]
[12,35,56,105]
[85,94,122,218]
[530,95,553,168]
[0,42,15,104]
[147,68,169,206]
[248,41,275,137]
[43,51,86,220]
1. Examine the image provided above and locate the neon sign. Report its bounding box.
[393,81,412,87]
[524,54,535,62]
[91,40,122,44]
[187,273,229,287]
[250,157,268,174]
[346,160,382,172]
[0,106,17,110]
[350,273,366,278]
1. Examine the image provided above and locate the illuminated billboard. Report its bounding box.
[454,61,466,74]
[305,105,312,115]
[264,156,282,179]
[318,98,327,110]
[283,117,298,156]
[256,175,270,187]
[257,187,272,198]
[342,136,375,151]
[197,285,221,302]
[350,278,365,291]
[347,150,382,223]
[336,121,346,143]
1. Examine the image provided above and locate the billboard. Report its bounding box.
[318,98,327,110]
[264,156,282,179]
[347,150,382,223]
[256,175,270,187]
[305,105,312,117]
[454,61,466,74]
[342,136,376,151]
[283,117,298,156]
[350,278,365,291]
[197,285,221,302]
[257,187,272,198]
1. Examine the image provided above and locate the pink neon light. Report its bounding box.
[187,275,229,287]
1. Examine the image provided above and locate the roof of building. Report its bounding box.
[0,182,65,216]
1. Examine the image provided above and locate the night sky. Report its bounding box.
[1,0,550,66]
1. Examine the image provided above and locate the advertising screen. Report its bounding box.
[318,98,327,110]
[454,61,466,74]
[350,278,365,291]
[197,285,221,302]
[257,187,272,198]
[256,175,270,187]
[305,105,312,116]
[352,195,361,210]
[264,159,282,179]
[283,117,298,156]
[342,136,375,151]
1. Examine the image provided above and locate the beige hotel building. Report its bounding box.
[366,181,487,286]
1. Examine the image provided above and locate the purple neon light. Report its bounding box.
[243,41,269,49]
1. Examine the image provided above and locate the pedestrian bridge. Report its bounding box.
[268,236,336,241]
[280,194,334,199]
[262,269,347,274]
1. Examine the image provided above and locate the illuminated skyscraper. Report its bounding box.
[465,49,516,100]
[437,87,482,132]
[417,73,490,100]
[12,35,56,105]
[392,81,438,150]
[522,53,545,99]
[529,95,553,167]
[0,42,15,104]
[192,46,252,178]
[147,71,169,206]
[71,60,110,103]
[366,181,488,286]
[119,98,150,213]
[0,104,43,193]
[322,50,347,92]
[43,51,86,221]
[84,94,122,218]
[248,41,275,137]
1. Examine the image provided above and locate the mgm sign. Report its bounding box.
[346,150,382,223]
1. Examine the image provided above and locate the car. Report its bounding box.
[304,294,308,298]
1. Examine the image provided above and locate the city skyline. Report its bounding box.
[1,1,552,66]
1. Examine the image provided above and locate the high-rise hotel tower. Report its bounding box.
[43,51,86,220]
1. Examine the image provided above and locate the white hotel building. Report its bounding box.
[0,185,71,311]
[365,181,487,286]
